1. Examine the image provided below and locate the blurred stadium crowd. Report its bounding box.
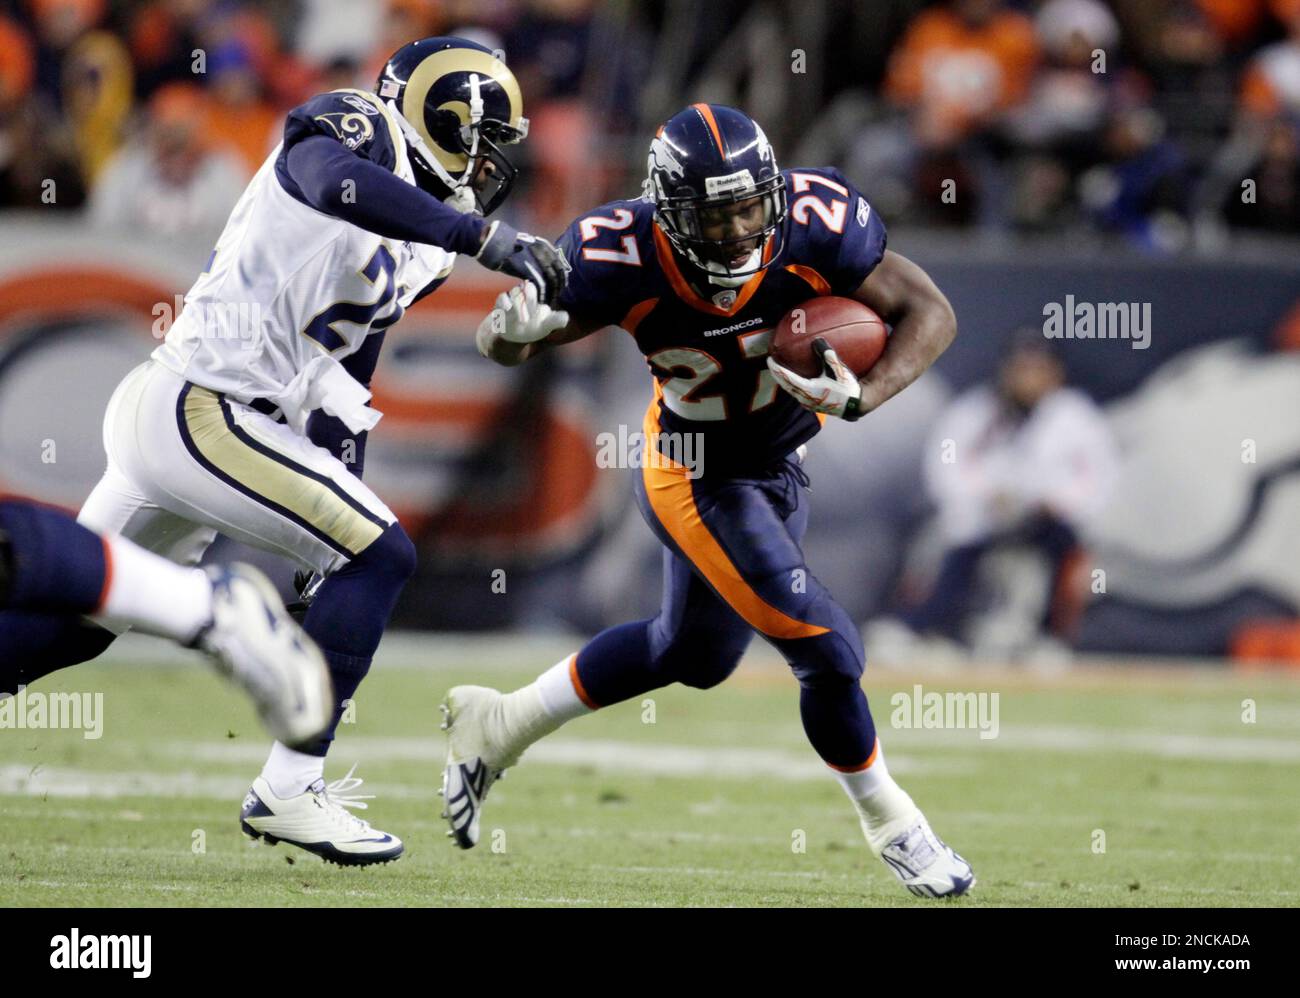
[1,0,1299,247]
[2,0,1299,661]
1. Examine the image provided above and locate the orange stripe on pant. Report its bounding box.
[826,737,879,773]
[639,394,828,641]
[95,535,114,614]
[567,652,600,710]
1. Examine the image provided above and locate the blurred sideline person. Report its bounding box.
[89,83,247,237]
[0,37,567,866]
[873,329,1117,659]
[0,496,331,744]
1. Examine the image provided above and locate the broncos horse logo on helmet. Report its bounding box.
[645,103,787,288]
[377,37,529,216]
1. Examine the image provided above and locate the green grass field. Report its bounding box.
[2,635,1298,907]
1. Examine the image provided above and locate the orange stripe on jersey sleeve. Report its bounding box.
[784,264,832,296]
[621,297,660,335]
[638,395,829,641]
[692,103,727,158]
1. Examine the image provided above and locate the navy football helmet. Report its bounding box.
[645,103,787,287]
[376,37,529,215]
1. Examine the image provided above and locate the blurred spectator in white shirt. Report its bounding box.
[885,329,1118,649]
[90,82,245,238]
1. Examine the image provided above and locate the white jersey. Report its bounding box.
[152,89,456,435]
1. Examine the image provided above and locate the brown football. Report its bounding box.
[770,296,888,378]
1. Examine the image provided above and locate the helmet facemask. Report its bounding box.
[654,174,787,288]
[384,70,529,217]
[457,118,526,216]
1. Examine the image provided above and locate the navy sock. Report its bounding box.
[293,650,371,756]
[573,619,662,707]
[0,500,117,693]
[0,614,117,695]
[297,523,416,755]
[798,679,878,769]
[777,628,877,769]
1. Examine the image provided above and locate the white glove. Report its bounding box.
[476,281,570,358]
[766,337,865,421]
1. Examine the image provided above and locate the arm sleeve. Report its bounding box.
[284,135,486,256]
[553,215,638,328]
[825,170,888,295]
[307,331,386,479]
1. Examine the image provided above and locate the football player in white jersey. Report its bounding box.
[0,37,567,866]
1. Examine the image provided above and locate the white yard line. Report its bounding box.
[87,632,1300,688]
[2,719,1296,805]
[0,765,426,801]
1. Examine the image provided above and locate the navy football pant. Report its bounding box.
[0,506,414,753]
[573,449,876,770]
[0,498,117,695]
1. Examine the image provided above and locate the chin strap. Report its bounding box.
[701,247,763,288]
[686,243,764,288]
[384,95,480,211]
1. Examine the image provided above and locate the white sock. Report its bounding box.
[492,654,593,764]
[261,741,326,799]
[92,535,212,643]
[831,740,920,855]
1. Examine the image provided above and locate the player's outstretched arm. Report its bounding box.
[851,249,957,412]
[284,135,567,303]
[476,282,606,367]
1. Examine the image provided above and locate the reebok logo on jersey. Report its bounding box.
[340,94,379,116]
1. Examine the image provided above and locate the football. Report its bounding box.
[770,296,888,378]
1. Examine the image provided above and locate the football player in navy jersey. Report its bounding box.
[0,496,331,744]
[447,103,973,898]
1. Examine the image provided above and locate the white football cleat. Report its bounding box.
[438,685,510,849]
[875,812,975,898]
[194,563,333,746]
[239,765,403,866]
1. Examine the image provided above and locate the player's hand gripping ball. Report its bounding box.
[768,297,888,420]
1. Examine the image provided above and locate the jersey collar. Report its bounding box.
[651,222,772,317]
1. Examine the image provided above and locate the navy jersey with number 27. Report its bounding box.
[556,167,887,473]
